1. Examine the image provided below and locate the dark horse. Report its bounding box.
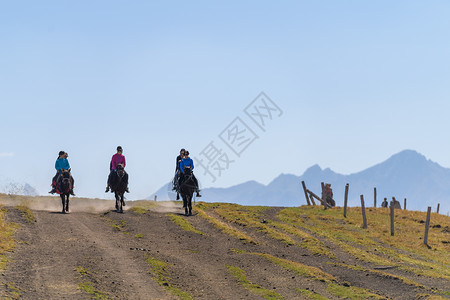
[110,164,127,213]
[179,168,196,216]
[56,170,73,214]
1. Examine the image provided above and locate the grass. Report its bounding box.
[226,265,285,300]
[145,255,193,300]
[0,206,18,271]
[4,282,21,299]
[16,205,35,223]
[197,202,335,257]
[277,206,450,279]
[326,282,385,299]
[194,205,257,244]
[168,213,204,235]
[75,266,109,299]
[296,289,328,300]
[134,233,144,238]
[129,206,147,214]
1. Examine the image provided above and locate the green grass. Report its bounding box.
[194,205,257,244]
[4,282,21,299]
[278,207,450,279]
[75,266,109,299]
[129,206,147,214]
[134,233,144,238]
[168,213,204,235]
[145,255,193,300]
[226,265,285,300]
[296,289,328,300]
[16,205,35,223]
[326,283,385,299]
[0,207,18,271]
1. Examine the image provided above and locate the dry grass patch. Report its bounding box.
[0,206,18,271]
[168,213,204,235]
[194,205,257,244]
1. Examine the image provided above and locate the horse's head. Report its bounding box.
[61,169,71,181]
[116,164,125,178]
[183,167,192,175]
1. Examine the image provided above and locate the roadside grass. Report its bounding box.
[197,202,334,257]
[326,282,385,299]
[226,265,285,300]
[167,213,204,235]
[134,233,144,238]
[297,289,327,300]
[194,204,257,244]
[129,206,147,214]
[278,206,450,279]
[233,249,391,299]
[145,255,193,300]
[0,206,18,271]
[4,282,20,299]
[75,266,109,299]
[15,205,35,223]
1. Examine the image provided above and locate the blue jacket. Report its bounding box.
[180,157,194,173]
[55,158,70,171]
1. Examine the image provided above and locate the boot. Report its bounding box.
[125,187,130,193]
[176,193,180,200]
[49,188,56,194]
[196,189,202,197]
[105,186,110,193]
[70,190,75,196]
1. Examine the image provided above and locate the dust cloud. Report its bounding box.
[0,194,184,214]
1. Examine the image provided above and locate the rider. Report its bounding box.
[172,148,185,191]
[179,151,201,197]
[105,146,129,193]
[49,151,75,195]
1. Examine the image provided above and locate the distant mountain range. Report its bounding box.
[149,150,449,214]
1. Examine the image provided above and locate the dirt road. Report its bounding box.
[1,197,448,299]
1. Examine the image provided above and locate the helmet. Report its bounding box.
[117,146,123,151]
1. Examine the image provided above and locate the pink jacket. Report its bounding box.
[111,153,126,170]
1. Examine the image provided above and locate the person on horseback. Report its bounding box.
[105,146,129,193]
[178,151,201,197]
[49,151,75,195]
[172,148,185,191]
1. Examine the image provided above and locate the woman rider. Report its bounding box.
[179,151,201,197]
[49,151,75,195]
[172,148,185,191]
[105,146,129,193]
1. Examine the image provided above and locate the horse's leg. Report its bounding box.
[115,193,119,212]
[66,194,70,212]
[188,194,193,216]
[61,194,65,214]
[120,193,124,213]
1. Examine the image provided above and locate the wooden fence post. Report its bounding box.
[301,181,311,206]
[360,195,367,229]
[390,203,395,236]
[404,198,407,210]
[321,182,327,210]
[437,203,440,214]
[424,206,432,246]
[309,193,316,206]
[344,183,349,218]
[374,187,377,207]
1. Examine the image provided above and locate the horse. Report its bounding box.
[179,167,196,216]
[56,170,73,214]
[110,164,128,213]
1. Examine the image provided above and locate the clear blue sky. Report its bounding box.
[1,1,450,200]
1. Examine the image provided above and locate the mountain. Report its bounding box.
[149,150,449,214]
[0,178,39,196]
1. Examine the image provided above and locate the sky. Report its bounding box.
[1,1,450,201]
